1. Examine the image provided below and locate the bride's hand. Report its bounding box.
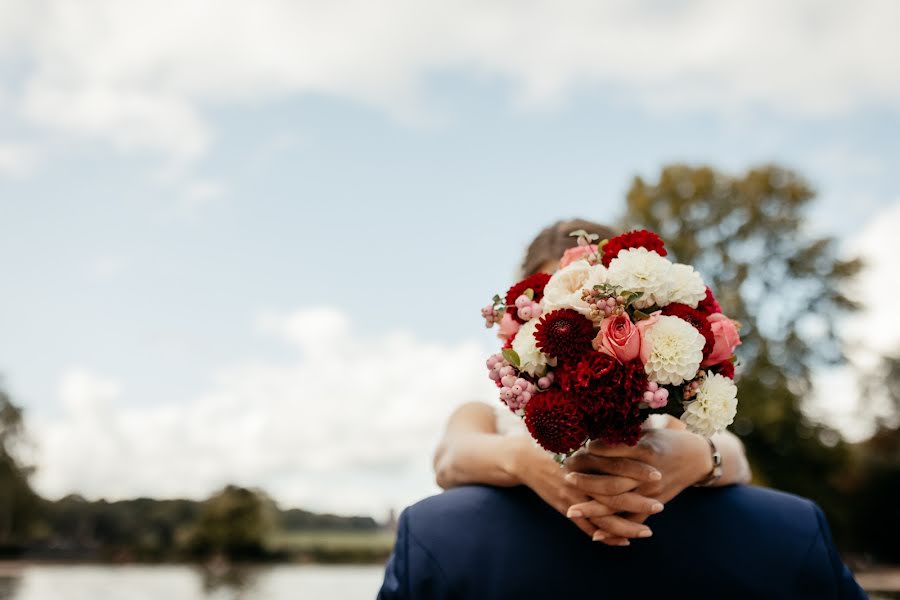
[564,427,713,546]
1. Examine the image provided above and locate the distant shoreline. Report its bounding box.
[0,559,389,573]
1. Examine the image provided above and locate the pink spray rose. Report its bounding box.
[636,311,661,365]
[593,314,642,363]
[559,244,598,268]
[701,313,741,367]
[497,311,521,341]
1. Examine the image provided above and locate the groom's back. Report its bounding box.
[379,484,865,599]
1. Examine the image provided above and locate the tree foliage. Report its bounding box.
[0,384,41,550]
[848,349,900,561]
[179,485,276,560]
[623,164,863,520]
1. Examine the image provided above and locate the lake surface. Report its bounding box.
[1,563,895,599]
[0,564,385,600]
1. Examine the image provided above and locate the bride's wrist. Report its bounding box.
[503,436,534,484]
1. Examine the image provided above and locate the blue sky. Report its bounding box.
[0,0,898,515]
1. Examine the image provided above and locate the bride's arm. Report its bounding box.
[433,402,525,489]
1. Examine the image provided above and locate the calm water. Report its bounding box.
[0,564,385,600]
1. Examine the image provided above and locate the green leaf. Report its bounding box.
[501,348,521,368]
[633,310,650,321]
[524,288,534,300]
[624,291,644,306]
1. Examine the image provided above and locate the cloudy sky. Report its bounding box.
[1,0,898,517]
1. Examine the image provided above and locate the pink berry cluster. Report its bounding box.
[513,294,543,321]
[481,304,503,328]
[642,381,670,409]
[486,353,511,384]
[486,353,544,412]
[582,289,626,320]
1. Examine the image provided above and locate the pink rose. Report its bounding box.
[559,244,598,268]
[701,313,741,367]
[497,311,521,341]
[636,311,661,365]
[593,314,641,363]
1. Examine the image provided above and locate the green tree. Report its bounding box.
[0,384,41,550]
[623,165,862,523]
[846,349,900,560]
[179,485,275,560]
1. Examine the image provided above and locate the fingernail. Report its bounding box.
[638,529,653,538]
[650,503,664,513]
[567,508,583,518]
[565,473,577,483]
[592,532,606,542]
[649,471,662,481]
[617,540,630,547]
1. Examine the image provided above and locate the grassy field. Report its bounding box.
[267,530,396,563]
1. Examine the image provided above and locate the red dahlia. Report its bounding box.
[710,360,735,380]
[524,391,588,454]
[584,404,644,446]
[601,230,667,267]
[697,287,722,315]
[534,309,594,360]
[505,273,552,323]
[661,303,716,360]
[557,354,648,447]
[556,351,619,392]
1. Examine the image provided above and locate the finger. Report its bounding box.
[572,455,662,483]
[598,535,631,547]
[571,516,597,538]
[564,472,639,495]
[590,515,653,540]
[627,512,651,525]
[571,494,664,517]
[586,439,648,459]
[586,519,633,546]
[566,500,614,520]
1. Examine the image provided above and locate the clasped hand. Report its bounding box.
[560,418,712,546]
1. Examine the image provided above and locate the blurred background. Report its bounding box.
[0,0,899,598]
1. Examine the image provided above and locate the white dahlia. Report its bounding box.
[641,315,705,385]
[606,247,673,309]
[681,372,738,436]
[662,263,707,308]
[542,260,605,317]
[511,319,551,376]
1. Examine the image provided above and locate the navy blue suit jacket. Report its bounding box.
[378,484,865,599]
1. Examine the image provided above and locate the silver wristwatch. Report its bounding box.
[694,437,723,487]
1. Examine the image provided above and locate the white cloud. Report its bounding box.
[32,308,497,515]
[845,199,900,358]
[0,141,40,177]
[0,0,897,163]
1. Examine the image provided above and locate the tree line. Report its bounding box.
[0,398,381,563]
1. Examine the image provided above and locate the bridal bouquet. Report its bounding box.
[481,229,741,457]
